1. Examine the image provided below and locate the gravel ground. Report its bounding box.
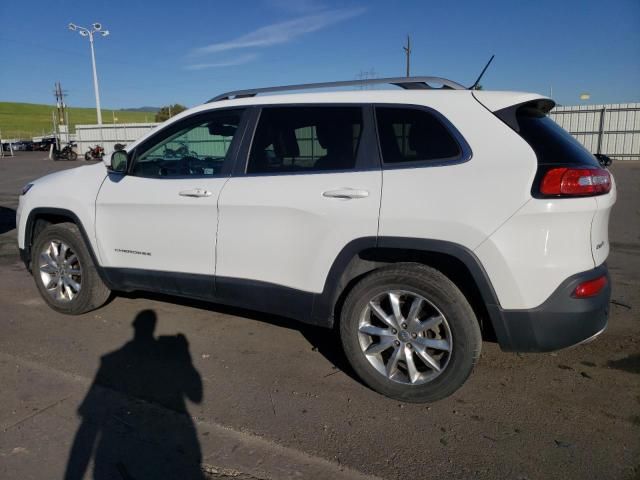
[0,152,638,480]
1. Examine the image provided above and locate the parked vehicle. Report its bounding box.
[163,141,197,159]
[8,141,33,151]
[16,77,616,402]
[53,142,78,161]
[85,145,105,161]
[32,138,57,151]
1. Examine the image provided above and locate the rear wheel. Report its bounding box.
[340,263,481,402]
[31,223,110,315]
[68,150,78,161]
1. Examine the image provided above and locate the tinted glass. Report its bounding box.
[375,107,461,164]
[517,108,600,167]
[247,107,362,174]
[132,110,243,177]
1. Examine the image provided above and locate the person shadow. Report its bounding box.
[0,206,16,234]
[64,310,204,480]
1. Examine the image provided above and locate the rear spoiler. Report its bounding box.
[472,91,555,132]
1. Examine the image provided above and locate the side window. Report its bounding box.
[247,107,362,174]
[132,110,243,177]
[375,107,461,164]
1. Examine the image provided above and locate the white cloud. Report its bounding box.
[191,7,366,56]
[185,54,258,70]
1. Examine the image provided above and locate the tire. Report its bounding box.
[340,263,481,403]
[68,151,78,161]
[31,222,111,315]
[85,152,92,161]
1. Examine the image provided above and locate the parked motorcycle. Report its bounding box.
[53,143,78,161]
[85,145,105,161]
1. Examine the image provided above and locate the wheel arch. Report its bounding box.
[313,237,506,343]
[23,208,104,278]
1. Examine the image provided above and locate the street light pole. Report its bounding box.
[88,31,102,125]
[68,22,109,126]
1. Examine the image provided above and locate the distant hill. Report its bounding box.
[120,106,160,113]
[0,102,155,139]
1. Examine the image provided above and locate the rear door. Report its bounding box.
[215,105,381,313]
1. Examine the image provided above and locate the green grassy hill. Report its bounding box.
[0,102,155,139]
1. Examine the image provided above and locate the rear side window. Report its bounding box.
[515,107,599,167]
[247,107,362,174]
[375,107,461,164]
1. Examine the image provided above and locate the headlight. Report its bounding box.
[21,183,34,195]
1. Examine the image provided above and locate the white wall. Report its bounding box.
[549,103,640,160]
[75,122,159,156]
[74,103,640,161]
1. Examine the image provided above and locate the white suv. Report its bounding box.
[16,77,616,402]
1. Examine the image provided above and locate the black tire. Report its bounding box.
[340,263,481,403]
[68,150,78,161]
[31,222,111,315]
[84,152,92,161]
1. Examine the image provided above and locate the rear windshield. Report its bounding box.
[517,108,600,167]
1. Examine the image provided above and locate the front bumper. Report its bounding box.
[489,264,610,352]
[19,247,31,271]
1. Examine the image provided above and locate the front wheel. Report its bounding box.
[31,223,111,315]
[84,152,92,161]
[340,263,482,403]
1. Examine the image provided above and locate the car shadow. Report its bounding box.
[0,206,16,234]
[118,291,359,384]
[64,309,205,480]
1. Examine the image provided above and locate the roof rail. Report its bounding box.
[208,76,466,102]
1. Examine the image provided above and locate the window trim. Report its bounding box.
[127,107,250,179]
[235,104,381,177]
[373,103,472,169]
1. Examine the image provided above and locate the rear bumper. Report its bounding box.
[489,264,610,352]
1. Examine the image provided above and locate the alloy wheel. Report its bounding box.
[38,240,82,302]
[357,290,452,385]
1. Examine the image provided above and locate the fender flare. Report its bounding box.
[311,236,511,347]
[22,207,112,287]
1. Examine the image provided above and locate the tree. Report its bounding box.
[155,104,187,122]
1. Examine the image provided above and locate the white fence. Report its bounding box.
[75,122,159,156]
[73,103,640,161]
[549,103,640,160]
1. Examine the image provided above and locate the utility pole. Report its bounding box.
[403,35,412,77]
[356,68,378,89]
[53,82,68,144]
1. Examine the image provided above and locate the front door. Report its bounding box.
[95,108,246,297]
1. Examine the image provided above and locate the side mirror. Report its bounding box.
[594,153,612,168]
[107,150,128,173]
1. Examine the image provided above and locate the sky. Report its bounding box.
[0,0,638,109]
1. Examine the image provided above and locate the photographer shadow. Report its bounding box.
[64,310,205,480]
[0,206,16,234]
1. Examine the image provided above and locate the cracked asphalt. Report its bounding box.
[0,153,638,479]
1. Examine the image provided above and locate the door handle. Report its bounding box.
[179,188,212,198]
[322,188,369,199]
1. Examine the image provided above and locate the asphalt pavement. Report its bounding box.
[0,152,638,479]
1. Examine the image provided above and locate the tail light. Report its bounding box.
[573,275,608,298]
[540,167,611,196]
